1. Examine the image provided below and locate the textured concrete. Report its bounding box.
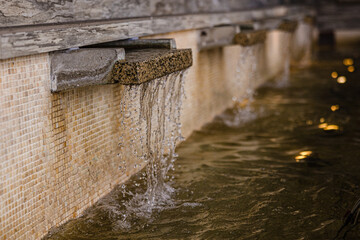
[50,48,125,92]
[112,49,193,84]
[233,30,267,46]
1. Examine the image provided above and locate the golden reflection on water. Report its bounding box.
[331,71,338,78]
[318,123,328,129]
[295,155,307,162]
[348,66,355,73]
[343,58,354,66]
[337,76,347,84]
[331,105,339,112]
[295,151,313,162]
[300,151,313,156]
[324,124,339,131]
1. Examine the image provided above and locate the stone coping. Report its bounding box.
[112,49,193,85]
[0,6,313,60]
[233,30,267,46]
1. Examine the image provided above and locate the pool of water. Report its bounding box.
[45,48,360,239]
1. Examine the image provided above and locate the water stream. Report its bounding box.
[45,49,360,239]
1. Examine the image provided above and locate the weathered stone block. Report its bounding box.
[233,30,267,46]
[112,49,192,84]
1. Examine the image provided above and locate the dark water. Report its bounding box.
[45,49,360,240]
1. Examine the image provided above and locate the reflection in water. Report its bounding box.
[337,76,347,84]
[348,66,355,73]
[324,124,340,131]
[331,104,340,112]
[45,51,360,239]
[299,150,313,156]
[331,71,338,78]
[331,72,338,78]
[343,58,354,66]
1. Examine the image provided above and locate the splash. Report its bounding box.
[98,70,187,229]
[220,46,260,127]
[275,56,290,88]
[275,33,291,88]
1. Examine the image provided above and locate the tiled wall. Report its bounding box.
[0,54,50,239]
[0,55,148,239]
[0,22,313,240]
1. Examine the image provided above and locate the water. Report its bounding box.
[45,49,360,239]
[114,70,186,225]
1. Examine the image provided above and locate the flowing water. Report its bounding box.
[45,49,360,239]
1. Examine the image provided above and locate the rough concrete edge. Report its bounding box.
[50,48,125,92]
[233,30,267,46]
[112,49,193,85]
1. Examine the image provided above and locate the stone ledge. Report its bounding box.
[233,30,267,46]
[112,49,193,85]
[50,47,192,91]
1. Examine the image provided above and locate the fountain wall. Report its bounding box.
[0,11,315,240]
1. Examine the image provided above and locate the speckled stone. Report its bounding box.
[278,20,298,32]
[233,30,267,46]
[112,49,192,85]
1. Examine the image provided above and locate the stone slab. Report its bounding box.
[50,48,125,92]
[112,49,192,84]
[233,30,267,46]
